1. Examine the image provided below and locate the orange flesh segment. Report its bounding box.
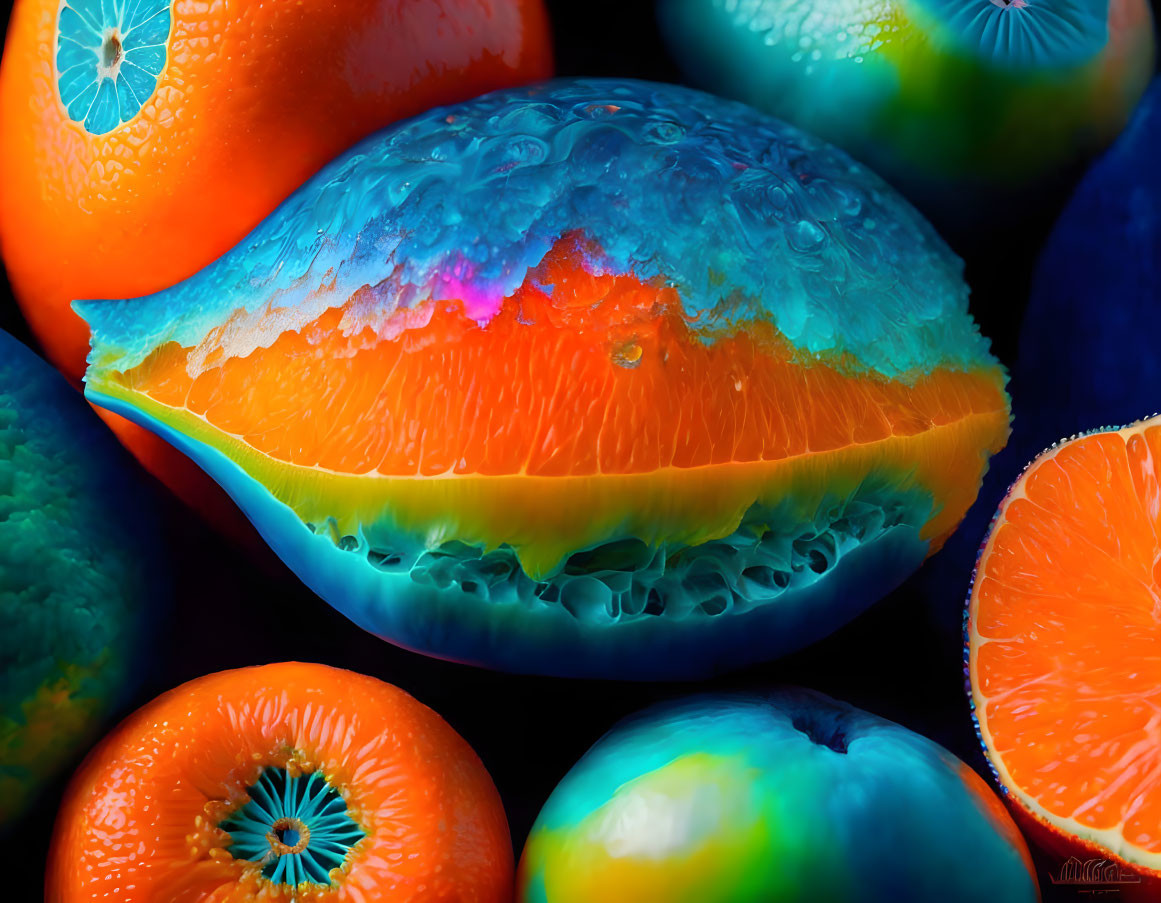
[971,420,1161,869]
[108,235,1008,479]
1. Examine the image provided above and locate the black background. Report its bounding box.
[1,2,1159,900]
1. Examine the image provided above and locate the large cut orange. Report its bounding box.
[967,415,1161,888]
[0,0,552,528]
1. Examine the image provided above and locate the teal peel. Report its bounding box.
[57,0,171,135]
[77,79,1004,680]
[0,331,162,824]
[220,768,365,886]
[78,79,991,382]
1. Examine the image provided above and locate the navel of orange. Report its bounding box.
[47,662,513,903]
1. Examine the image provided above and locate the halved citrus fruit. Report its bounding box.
[80,78,1010,678]
[46,662,512,902]
[967,415,1161,881]
[0,0,552,528]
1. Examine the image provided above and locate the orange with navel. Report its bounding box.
[0,0,552,529]
[47,662,513,902]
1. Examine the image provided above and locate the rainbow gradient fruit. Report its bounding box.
[0,0,552,529]
[658,0,1155,225]
[0,329,162,825]
[518,690,1040,902]
[47,662,512,902]
[79,78,1010,678]
[968,416,1161,883]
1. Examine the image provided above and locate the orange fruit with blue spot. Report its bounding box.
[0,0,553,527]
[47,662,513,902]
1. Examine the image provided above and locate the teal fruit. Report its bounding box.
[0,330,164,823]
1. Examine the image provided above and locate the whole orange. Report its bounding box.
[0,0,552,528]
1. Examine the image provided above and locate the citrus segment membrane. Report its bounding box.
[56,0,171,134]
[969,416,1161,873]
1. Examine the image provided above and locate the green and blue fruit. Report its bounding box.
[519,689,1040,902]
[0,330,164,824]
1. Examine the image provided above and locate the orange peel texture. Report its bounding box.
[0,0,553,528]
[46,662,513,903]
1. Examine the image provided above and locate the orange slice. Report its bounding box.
[968,415,1161,878]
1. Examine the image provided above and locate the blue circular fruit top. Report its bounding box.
[56,0,172,135]
[916,0,1109,68]
[220,767,366,886]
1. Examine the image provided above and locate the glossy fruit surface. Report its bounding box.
[518,689,1040,902]
[78,77,1010,678]
[47,662,512,902]
[0,0,552,525]
[658,0,1154,224]
[1016,77,1161,450]
[0,329,161,825]
[968,416,1161,879]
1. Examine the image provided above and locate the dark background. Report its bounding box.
[1,2,1158,900]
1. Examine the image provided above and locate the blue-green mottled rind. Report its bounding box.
[657,0,1153,230]
[0,330,164,824]
[80,78,993,382]
[520,690,1040,903]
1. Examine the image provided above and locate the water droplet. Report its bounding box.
[789,220,827,253]
[837,186,863,216]
[611,340,644,368]
[644,120,685,145]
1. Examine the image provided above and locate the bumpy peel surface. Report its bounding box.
[47,662,513,902]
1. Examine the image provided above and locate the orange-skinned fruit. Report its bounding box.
[0,0,552,528]
[47,662,513,902]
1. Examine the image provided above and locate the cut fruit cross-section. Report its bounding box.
[967,414,1161,878]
